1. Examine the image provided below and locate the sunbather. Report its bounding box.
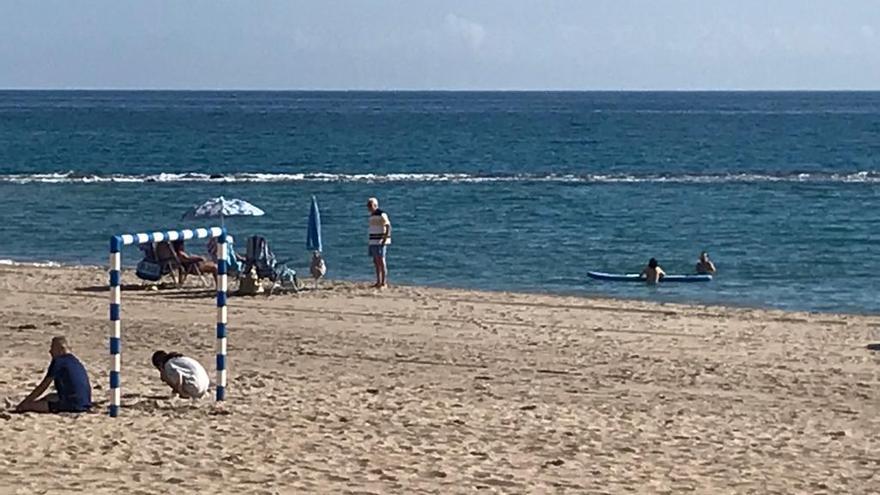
[157,240,217,286]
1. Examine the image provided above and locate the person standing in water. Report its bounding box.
[367,197,392,288]
[641,258,666,284]
[696,251,716,274]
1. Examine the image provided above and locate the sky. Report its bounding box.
[1,0,879,90]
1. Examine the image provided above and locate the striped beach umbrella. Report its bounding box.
[182,196,265,225]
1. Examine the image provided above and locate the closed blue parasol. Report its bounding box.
[306,195,322,252]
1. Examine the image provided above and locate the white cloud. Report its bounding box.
[444,13,486,51]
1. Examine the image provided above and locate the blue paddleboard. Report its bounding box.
[587,271,712,283]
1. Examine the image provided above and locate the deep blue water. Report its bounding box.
[1,91,878,313]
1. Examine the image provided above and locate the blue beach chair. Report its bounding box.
[136,241,208,288]
[242,235,298,293]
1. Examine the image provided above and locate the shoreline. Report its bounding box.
[2,258,878,318]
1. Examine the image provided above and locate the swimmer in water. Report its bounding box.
[641,258,666,284]
[696,251,716,274]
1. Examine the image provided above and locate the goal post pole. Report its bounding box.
[216,232,228,401]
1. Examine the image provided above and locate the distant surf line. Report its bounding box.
[1,170,878,185]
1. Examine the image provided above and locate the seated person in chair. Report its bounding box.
[156,240,217,286]
[207,235,245,275]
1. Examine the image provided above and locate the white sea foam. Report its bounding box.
[0,170,878,184]
[0,259,63,268]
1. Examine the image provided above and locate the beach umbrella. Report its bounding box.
[306,195,322,252]
[182,196,265,226]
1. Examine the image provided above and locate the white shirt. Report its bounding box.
[164,356,210,399]
[368,209,391,246]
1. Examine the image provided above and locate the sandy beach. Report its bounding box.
[0,264,877,494]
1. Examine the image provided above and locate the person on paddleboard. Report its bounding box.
[696,251,716,275]
[641,258,666,284]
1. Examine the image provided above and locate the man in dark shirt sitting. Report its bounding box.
[16,336,92,413]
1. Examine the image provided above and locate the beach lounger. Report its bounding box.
[135,241,209,288]
[135,244,171,284]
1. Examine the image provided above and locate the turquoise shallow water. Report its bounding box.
[0,91,878,313]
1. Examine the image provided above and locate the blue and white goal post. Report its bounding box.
[108,227,229,418]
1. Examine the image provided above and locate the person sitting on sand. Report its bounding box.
[695,251,716,275]
[640,258,666,284]
[15,336,92,413]
[151,350,210,399]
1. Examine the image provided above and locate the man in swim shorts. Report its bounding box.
[16,336,92,413]
[367,197,392,288]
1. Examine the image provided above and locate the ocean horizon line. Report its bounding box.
[3,88,880,93]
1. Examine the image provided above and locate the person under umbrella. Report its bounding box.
[183,196,265,284]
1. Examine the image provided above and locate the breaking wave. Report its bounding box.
[1,170,879,184]
[0,258,62,268]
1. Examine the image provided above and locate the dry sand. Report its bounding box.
[0,265,878,494]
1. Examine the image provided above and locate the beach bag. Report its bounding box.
[136,259,163,281]
[238,266,263,296]
[275,265,298,288]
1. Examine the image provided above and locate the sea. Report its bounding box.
[1,91,878,314]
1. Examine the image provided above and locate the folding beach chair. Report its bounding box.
[135,244,172,285]
[242,235,298,294]
[135,241,209,288]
